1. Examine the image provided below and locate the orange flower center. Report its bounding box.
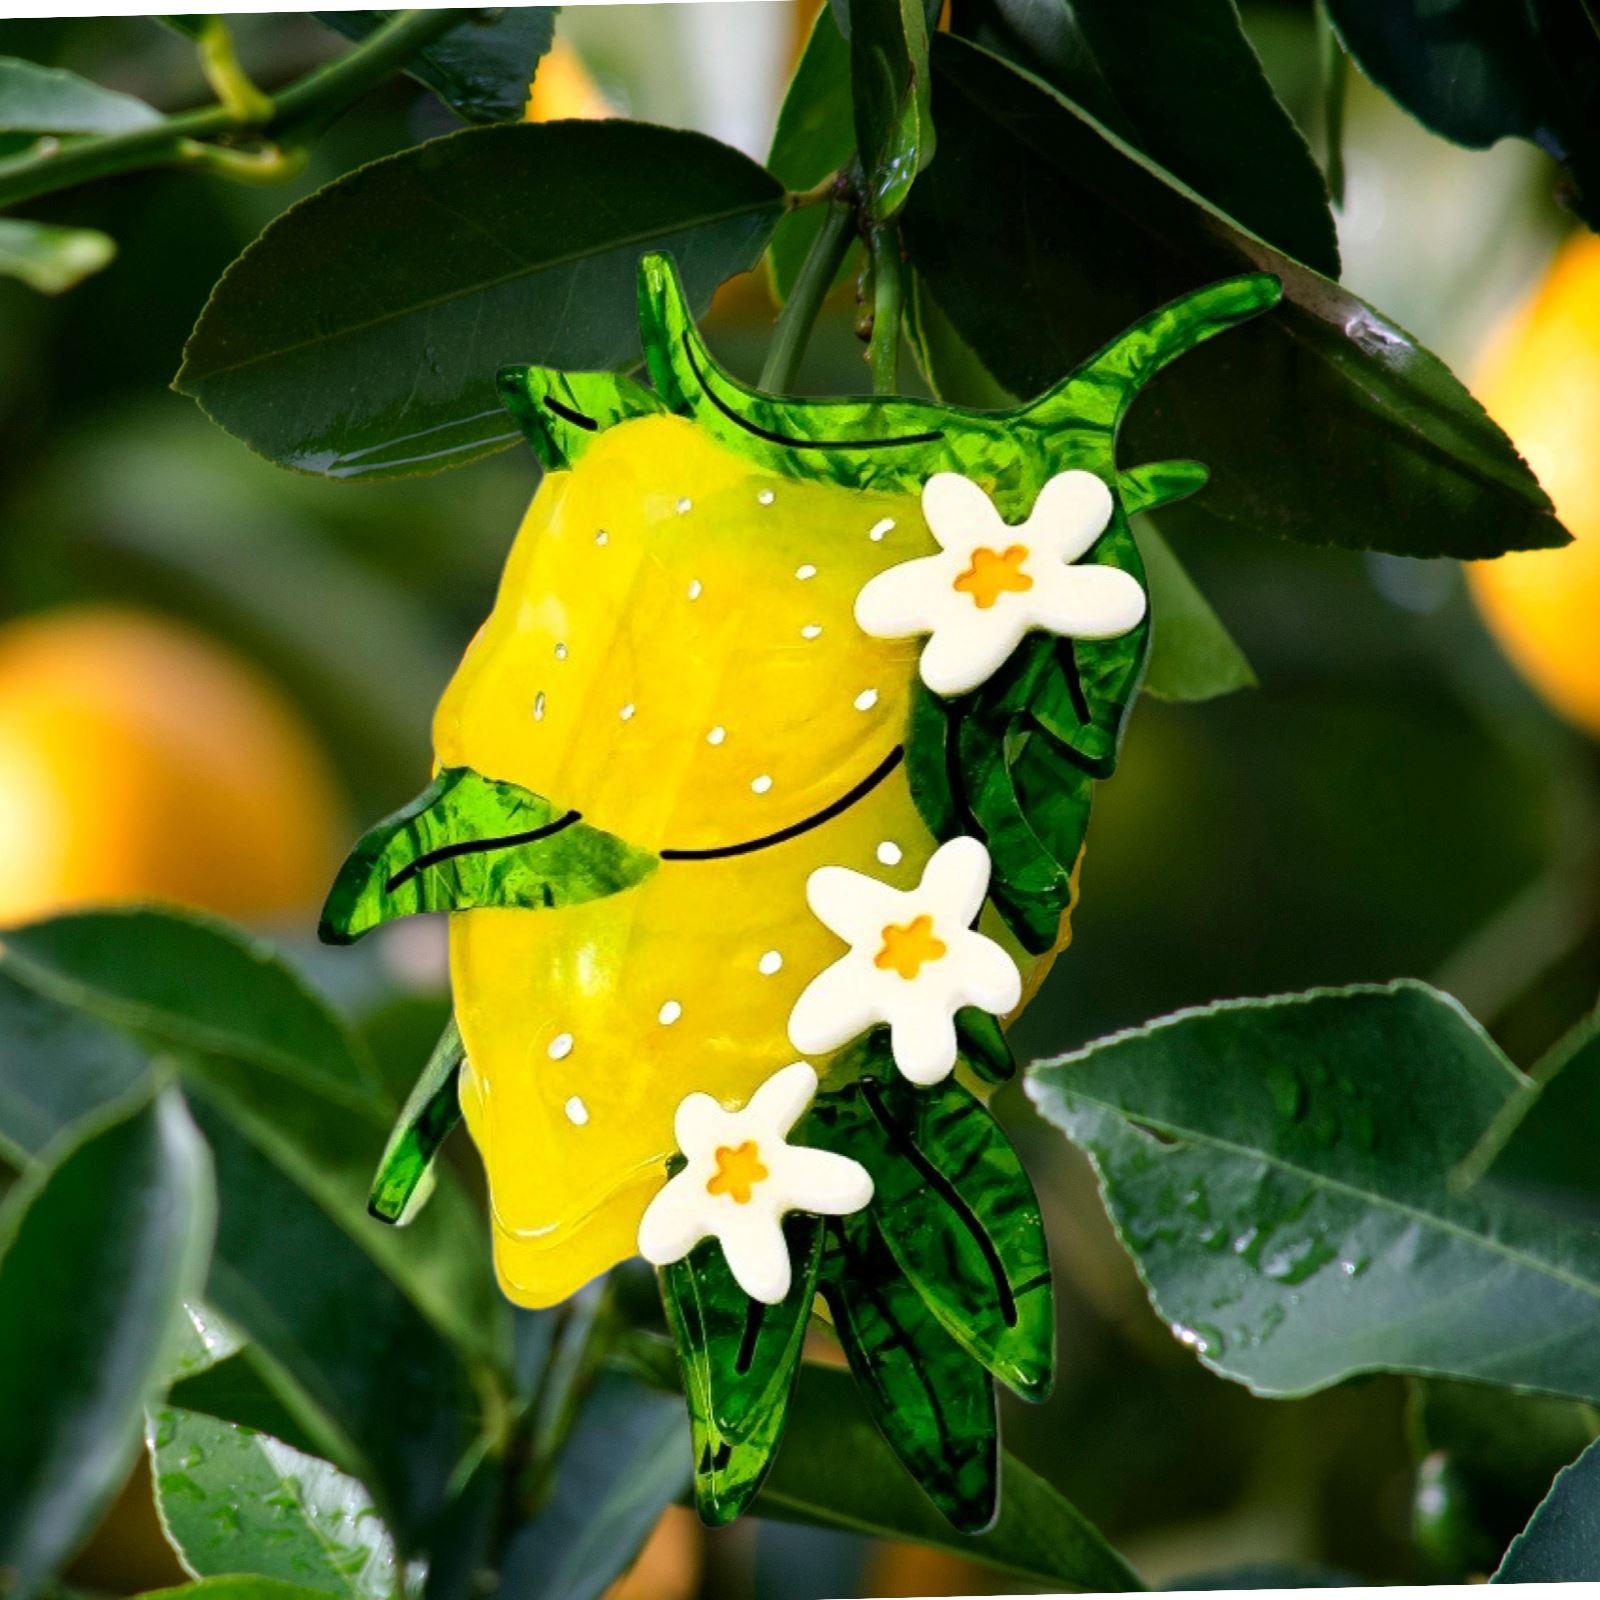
[954,544,1033,609]
[874,913,948,981]
[707,1140,768,1204]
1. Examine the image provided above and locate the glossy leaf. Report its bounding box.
[147,1405,399,1597]
[849,0,935,221]
[167,1348,327,1461]
[3,907,381,1103]
[955,1006,1014,1084]
[497,1374,691,1600]
[316,8,556,123]
[367,1016,463,1226]
[1495,1434,1600,1581]
[1136,521,1256,702]
[0,908,502,1370]
[949,0,1339,275]
[320,766,658,945]
[0,1091,213,1597]
[659,1217,821,1524]
[811,1072,1052,1399]
[821,1211,997,1532]
[902,36,1569,558]
[766,6,856,302]
[189,1102,482,1549]
[0,57,160,133]
[1030,981,1600,1405]
[176,122,785,479]
[758,1361,1145,1592]
[0,218,115,294]
[1325,0,1600,230]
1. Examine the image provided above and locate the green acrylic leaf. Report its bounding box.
[147,1405,400,1598]
[176,123,784,479]
[0,1091,214,1595]
[1324,0,1600,231]
[1135,521,1256,703]
[850,0,935,221]
[766,6,857,303]
[1118,459,1209,517]
[811,1073,1052,1399]
[497,364,667,473]
[821,1210,998,1533]
[0,218,115,295]
[955,1006,1014,1084]
[1029,981,1600,1406]
[315,8,556,124]
[367,1016,463,1226]
[0,57,161,134]
[1495,1434,1600,1582]
[660,1218,822,1525]
[904,34,1570,558]
[758,1362,1144,1592]
[319,766,658,945]
[950,0,1340,275]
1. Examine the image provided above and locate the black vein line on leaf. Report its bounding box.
[1058,640,1092,726]
[385,810,583,892]
[681,335,944,451]
[661,746,904,861]
[734,1300,765,1377]
[543,397,598,430]
[860,1077,1019,1329]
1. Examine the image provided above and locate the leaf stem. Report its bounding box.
[866,224,903,394]
[1317,7,1348,208]
[195,16,273,125]
[0,8,458,210]
[758,196,855,394]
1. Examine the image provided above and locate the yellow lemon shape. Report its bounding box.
[435,416,1049,1306]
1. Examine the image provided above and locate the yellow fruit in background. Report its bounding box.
[0,606,346,925]
[1468,231,1600,737]
[523,39,614,122]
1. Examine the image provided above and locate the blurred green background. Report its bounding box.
[1,4,1597,1594]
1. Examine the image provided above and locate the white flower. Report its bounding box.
[787,837,1022,1085]
[636,1061,872,1304]
[854,470,1146,697]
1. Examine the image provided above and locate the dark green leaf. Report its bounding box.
[1325,0,1600,230]
[811,1073,1052,1399]
[368,1017,463,1226]
[659,1218,821,1525]
[849,0,935,221]
[904,271,1015,407]
[316,8,556,123]
[1029,981,1600,1404]
[0,1091,213,1596]
[903,36,1568,558]
[0,218,115,294]
[176,122,785,479]
[949,0,1338,275]
[766,6,856,302]
[1464,1007,1600,1222]
[498,1374,690,1600]
[1495,1434,1600,1581]
[1136,521,1256,702]
[821,1211,997,1532]
[3,908,381,1103]
[955,1007,1014,1084]
[758,1361,1144,1591]
[0,57,160,133]
[147,1405,399,1597]
[167,1348,327,1460]
[189,1102,481,1550]
[319,766,658,946]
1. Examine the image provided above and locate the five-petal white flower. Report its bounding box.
[636,1060,873,1304]
[854,470,1147,696]
[787,837,1022,1085]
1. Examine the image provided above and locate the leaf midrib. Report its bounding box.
[181,195,781,387]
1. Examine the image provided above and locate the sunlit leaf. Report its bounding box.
[0,218,115,295]
[0,57,160,134]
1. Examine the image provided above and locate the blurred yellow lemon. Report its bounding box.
[1469,232,1600,737]
[524,39,615,122]
[0,606,345,925]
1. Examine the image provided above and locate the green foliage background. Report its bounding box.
[1,3,1599,1598]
